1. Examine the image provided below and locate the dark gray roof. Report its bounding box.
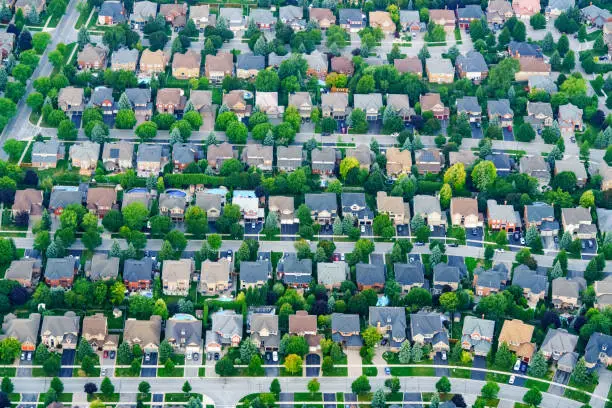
[339,8,364,25]
[356,263,385,285]
[112,47,138,66]
[485,153,511,171]
[239,260,271,283]
[368,307,406,346]
[394,262,425,286]
[305,193,337,213]
[124,257,154,282]
[584,332,612,366]
[487,99,512,116]
[125,88,152,105]
[278,253,312,275]
[172,143,198,165]
[90,86,114,106]
[410,311,445,337]
[165,314,202,346]
[332,313,360,333]
[49,190,82,210]
[138,144,162,162]
[474,267,503,290]
[512,264,547,293]
[458,5,484,19]
[525,203,554,223]
[433,263,460,283]
[32,140,60,163]
[541,328,578,355]
[236,53,265,70]
[456,51,488,73]
[100,1,126,22]
[508,41,542,58]
[341,192,366,208]
[456,96,482,114]
[45,256,76,280]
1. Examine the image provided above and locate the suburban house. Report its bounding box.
[376,191,410,225]
[487,199,519,231]
[331,56,355,75]
[123,316,162,353]
[111,47,139,71]
[85,253,120,281]
[552,277,585,309]
[195,191,224,221]
[14,0,46,16]
[82,313,117,351]
[269,52,293,67]
[385,147,412,177]
[339,8,365,32]
[594,277,612,310]
[305,193,338,224]
[354,93,383,121]
[199,259,231,294]
[311,148,337,176]
[159,3,187,28]
[279,5,305,30]
[31,140,62,169]
[48,187,82,215]
[525,102,553,129]
[240,260,272,290]
[449,150,477,167]
[309,8,336,29]
[40,312,80,350]
[165,314,202,355]
[487,99,513,127]
[415,148,444,174]
[98,1,126,25]
[190,5,213,30]
[341,192,374,225]
[555,158,588,187]
[130,1,157,30]
[413,195,445,227]
[77,44,108,70]
[433,263,460,294]
[86,187,117,217]
[207,143,235,170]
[519,155,550,186]
[12,189,43,220]
[188,90,215,129]
[255,92,282,118]
[487,0,514,25]
[69,142,100,175]
[369,11,396,33]
[524,203,559,236]
[304,50,328,79]
[331,313,362,348]
[368,307,407,350]
[205,52,234,84]
[395,262,425,292]
[45,257,77,288]
[512,0,540,18]
[233,190,264,223]
[426,58,455,84]
[456,96,482,123]
[277,145,303,172]
[558,103,584,132]
[4,259,40,287]
[289,311,320,351]
[219,7,245,31]
[386,94,413,122]
[241,144,273,171]
[206,310,243,351]
[318,262,348,289]
[356,263,385,291]
[249,9,275,29]
[123,190,154,210]
[580,4,612,28]
[159,193,187,221]
[321,92,349,119]
[410,312,450,352]
[139,49,168,75]
[400,10,421,32]
[457,5,484,28]
[450,197,482,229]
[248,313,279,351]
[125,88,153,121]
[394,56,423,77]
[540,328,578,361]
[223,90,251,119]
[584,333,612,369]
[89,87,116,116]
[1,313,41,352]
[429,9,456,32]
[512,264,548,308]
[58,87,85,114]
[268,196,296,225]
[123,258,154,291]
[515,57,551,81]
[173,144,200,171]
[162,259,193,296]
[528,75,558,93]
[172,50,200,79]
[136,144,163,177]
[461,316,495,356]
[561,207,597,239]
[277,254,313,288]
[473,266,505,296]
[156,88,186,114]
[236,53,265,79]
[510,41,542,58]
[498,319,536,362]
[455,51,489,82]
[288,92,313,119]
[420,93,449,120]
[102,142,134,173]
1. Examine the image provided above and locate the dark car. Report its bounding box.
[214,353,220,361]
[109,350,116,359]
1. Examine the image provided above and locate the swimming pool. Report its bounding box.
[127,187,148,194]
[172,313,196,321]
[165,189,187,197]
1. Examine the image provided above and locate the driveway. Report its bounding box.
[549,369,570,396]
[100,350,116,377]
[502,127,514,141]
[593,366,612,408]
[280,224,298,240]
[141,352,158,377]
[404,392,423,408]
[264,352,279,377]
[244,221,263,236]
[346,348,362,378]
[344,393,357,408]
[305,353,320,377]
[471,123,483,139]
[70,113,82,128]
[279,393,293,408]
[18,393,37,408]
[17,358,32,377]
[397,224,409,236]
[433,352,449,377]
[370,253,385,265]
[471,355,486,381]
[430,225,446,239]
[60,349,75,378]
[581,239,597,260]
[152,394,163,408]
[467,227,484,247]
[323,393,335,408]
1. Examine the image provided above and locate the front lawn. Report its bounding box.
[115,367,139,377]
[524,379,550,392]
[323,355,347,377]
[165,393,203,403]
[88,393,119,403]
[564,388,591,403]
[158,354,185,377]
[0,367,16,377]
[450,368,471,378]
[294,393,322,402]
[39,393,72,403]
[485,372,510,383]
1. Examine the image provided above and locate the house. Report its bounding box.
[528,75,558,93]
[584,333,612,369]
[552,277,585,309]
[377,191,410,225]
[368,307,407,350]
[395,262,425,292]
[205,52,233,84]
[270,52,293,67]
[136,144,163,177]
[279,5,304,30]
[541,328,578,361]
[473,266,505,296]
[594,276,612,310]
[386,94,413,122]
[512,264,547,307]
[248,313,279,351]
[207,142,235,170]
[509,41,543,58]
[58,87,85,113]
[236,53,265,79]
[449,150,477,167]
[512,0,540,18]
[207,310,243,351]
[429,9,456,32]
[277,146,303,172]
[86,188,116,217]
[450,197,482,229]
[487,0,514,25]
[546,0,575,16]
[172,143,200,171]
[311,148,337,176]
[487,99,513,127]
[98,1,125,25]
[219,7,245,31]
[89,86,116,116]
[162,259,193,296]
[130,1,157,30]
[159,193,187,222]
[426,58,454,84]
[165,314,202,355]
[159,3,187,28]
[457,5,484,28]
[123,190,154,210]
[558,103,584,132]
[82,313,117,351]
[354,93,383,121]
[188,90,214,129]
[139,49,168,75]
[195,191,223,221]
[321,92,349,119]
[123,258,154,291]
[241,144,273,171]
[249,9,275,29]
[400,10,421,32]
[233,190,264,222]
[240,259,271,289]
[415,148,444,174]
[45,257,77,288]
[124,316,162,353]
[515,57,551,81]
[339,8,364,32]
[433,263,460,294]
[86,253,120,281]
[555,157,587,186]
[304,193,338,224]
[190,5,214,30]
[102,142,133,173]
[599,162,612,191]
[40,312,80,350]
[31,140,62,169]
[394,56,422,77]
[331,56,354,75]
[498,319,536,362]
[111,47,138,71]
[125,88,153,122]
[5,259,40,288]
[413,195,445,227]
[304,50,328,79]
[331,313,362,348]
[581,4,612,28]
[487,199,519,231]
[525,101,553,129]
[288,92,313,119]
[269,196,295,225]
[277,254,312,288]
[255,92,282,118]
[222,90,250,119]
[199,259,231,294]
[419,93,449,120]
[519,155,550,186]
[12,189,43,220]
[369,11,396,33]
[461,316,494,356]
[309,8,336,29]
[524,202,557,232]
[14,0,46,16]
[385,148,412,178]
[561,207,597,239]
[1,313,41,352]
[48,187,82,215]
[172,50,200,79]
[356,263,385,291]
[77,44,108,70]
[0,32,15,60]
[156,88,186,114]
[457,95,482,123]
[455,51,488,82]
[318,262,348,289]
[69,141,100,175]
[410,312,449,352]
[486,153,512,177]
[289,310,317,336]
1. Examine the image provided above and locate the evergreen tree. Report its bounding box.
[78,26,90,48]
[570,358,590,385]
[263,130,275,146]
[401,137,412,151]
[27,8,39,24]
[206,132,217,146]
[411,343,423,362]
[549,261,563,280]
[254,35,269,56]
[410,213,424,231]
[430,245,442,266]
[0,67,7,91]
[413,135,423,150]
[371,389,386,408]
[542,32,554,53]
[184,101,194,113]
[527,351,548,378]
[118,92,131,110]
[559,232,572,250]
[169,127,183,145]
[398,341,411,363]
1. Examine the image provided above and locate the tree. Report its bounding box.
[494,343,514,370]
[100,377,114,396]
[398,341,411,364]
[0,378,12,394]
[283,354,302,374]
[84,383,98,395]
[115,109,137,129]
[122,202,149,231]
[515,122,535,142]
[182,381,192,395]
[371,389,386,408]
[471,160,497,190]
[226,121,248,144]
[385,377,400,394]
[361,326,382,349]
[439,183,452,210]
[557,34,569,56]
[527,351,548,378]
[270,379,281,396]
[307,378,320,394]
[411,343,423,362]
[523,388,542,406]
[439,292,459,312]
[579,190,595,208]
[185,206,208,238]
[435,376,451,393]
[138,381,150,395]
[480,382,499,399]
[351,375,371,395]
[135,121,158,141]
[525,226,542,252]
[339,157,359,180]
[530,13,546,29]
[444,163,466,190]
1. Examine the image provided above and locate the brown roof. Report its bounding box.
[419,93,445,112]
[172,50,200,70]
[77,44,107,65]
[86,187,117,209]
[206,52,233,74]
[309,8,335,23]
[377,191,406,215]
[394,57,422,74]
[369,11,396,32]
[222,90,247,109]
[450,197,478,218]
[331,56,354,75]
[156,88,186,108]
[518,57,550,73]
[498,319,536,359]
[13,189,43,216]
[207,142,234,161]
[82,313,107,338]
[386,147,412,172]
[288,310,317,334]
[159,3,187,20]
[140,49,168,67]
[429,9,456,22]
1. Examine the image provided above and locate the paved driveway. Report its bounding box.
[17,359,32,377]
[344,393,357,408]
[467,227,484,247]
[502,128,514,141]
[279,393,293,408]
[396,224,409,236]
[323,393,335,408]
[280,224,298,241]
[471,123,483,139]
[18,393,37,408]
[60,349,75,377]
[141,352,158,377]
[244,221,263,235]
[305,353,320,377]
[593,366,612,408]
[581,239,597,260]
[433,352,449,377]
[370,253,385,265]
[471,356,486,381]
[264,352,279,377]
[152,394,163,408]
[404,392,422,408]
[549,369,570,396]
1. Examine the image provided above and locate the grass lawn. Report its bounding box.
[39,393,72,403]
[0,367,16,377]
[294,393,322,402]
[524,379,549,392]
[485,372,510,383]
[9,394,20,402]
[564,388,591,403]
[158,354,185,377]
[137,393,151,403]
[475,397,499,407]
[88,393,119,403]
[114,367,139,377]
[585,29,602,42]
[514,404,530,408]
[31,367,47,377]
[165,393,203,403]
[363,366,378,376]
[450,368,471,378]
[198,367,206,376]
[391,364,435,377]
[323,355,347,377]
[280,367,302,376]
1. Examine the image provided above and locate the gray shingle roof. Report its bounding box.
[111,47,138,66]
[368,307,406,346]
[488,99,512,116]
[210,310,243,344]
[278,253,312,275]
[124,257,153,282]
[339,8,364,25]
[45,257,76,280]
[456,96,482,114]
[356,263,385,285]
[172,143,198,165]
[249,9,275,25]
[456,51,488,73]
[458,5,484,19]
[41,312,80,338]
[433,263,460,284]
[584,332,612,366]
[462,316,495,354]
[240,260,271,283]
[138,144,162,162]
[305,193,337,213]
[90,86,114,106]
[49,189,82,210]
[165,314,202,347]
[541,328,578,356]
[99,0,125,22]
[318,262,347,286]
[508,41,543,58]
[512,265,547,294]
[125,88,152,105]
[410,311,445,338]
[525,203,554,223]
[236,53,265,70]
[394,262,425,286]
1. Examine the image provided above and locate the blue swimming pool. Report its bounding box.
[128,188,148,194]
[165,189,187,197]
[173,313,196,321]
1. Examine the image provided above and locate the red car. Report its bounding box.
[507,126,512,132]
[103,350,109,359]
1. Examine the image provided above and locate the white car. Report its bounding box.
[101,368,107,376]
[272,351,278,362]
[520,237,525,245]
[514,359,521,371]
[441,352,447,361]
[509,375,515,384]
[361,225,366,233]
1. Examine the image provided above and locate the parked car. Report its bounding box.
[103,350,108,359]
[509,375,515,384]
[520,237,525,245]
[193,353,199,361]
[385,367,391,375]
[207,353,212,361]
[20,353,25,361]
[273,351,278,362]
[214,353,220,361]
[441,352,447,361]
[513,359,521,371]
[109,350,115,359]
[588,240,594,248]
[361,225,365,233]
[472,229,478,236]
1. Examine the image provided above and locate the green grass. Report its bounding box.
[39,393,72,403]
[485,372,510,383]
[0,367,16,376]
[524,379,549,392]
[115,367,139,377]
[88,393,119,403]
[280,367,302,376]
[362,366,377,376]
[158,354,185,377]
[198,367,206,376]
[475,397,499,407]
[323,355,347,376]
[390,363,435,377]
[294,393,322,402]
[165,393,202,403]
[514,404,530,408]
[450,368,471,378]
[564,388,591,403]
